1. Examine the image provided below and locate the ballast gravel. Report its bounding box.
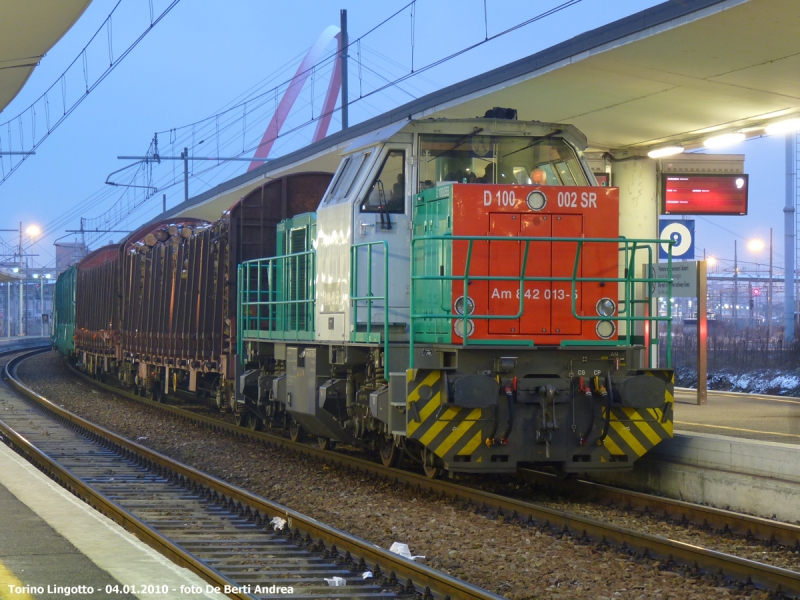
[17,351,789,600]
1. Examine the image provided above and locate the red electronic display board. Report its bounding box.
[661,173,748,215]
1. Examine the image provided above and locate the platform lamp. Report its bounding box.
[19,222,42,336]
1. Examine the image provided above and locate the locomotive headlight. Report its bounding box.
[596,320,616,339]
[526,190,547,211]
[596,297,616,317]
[453,318,475,338]
[454,296,475,315]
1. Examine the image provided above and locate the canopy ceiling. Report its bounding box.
[0,1,92,114]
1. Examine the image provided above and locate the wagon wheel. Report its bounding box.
[379,436,404,468]
[421,446,443,479]
[214,385,226,413]
[289,419,306,443]
[316,436,335,450]
[151,382,163,403]
[234,410,250,428]
[247,414,264,431]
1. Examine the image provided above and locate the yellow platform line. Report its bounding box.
[675,421,800,440]
[0,561,35,600]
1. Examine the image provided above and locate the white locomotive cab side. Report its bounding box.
[314,124,415,343]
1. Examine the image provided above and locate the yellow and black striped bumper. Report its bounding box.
[593,369,674,464]
[406,369,489,462]
[405,368,675,471]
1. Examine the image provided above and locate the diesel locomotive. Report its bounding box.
[53,114,674,478]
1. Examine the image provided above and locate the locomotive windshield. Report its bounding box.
[417,134,591,188]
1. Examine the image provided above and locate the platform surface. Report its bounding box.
[674,388,800,445]
[0,336,49,351]
[0,428,227,600]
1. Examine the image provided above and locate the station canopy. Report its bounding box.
[0,1,92,114]
[0,269,23,283]
[150,0,800,222]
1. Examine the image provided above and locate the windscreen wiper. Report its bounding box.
[501,129,563,159]
[427,127,485,163]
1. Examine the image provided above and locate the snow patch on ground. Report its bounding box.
[676,366,800,396]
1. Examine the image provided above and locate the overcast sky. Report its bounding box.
[0,0,791,278]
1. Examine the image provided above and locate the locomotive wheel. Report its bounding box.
[234,411,249,428]
[289,420,306,443]
[379,437,404,468]
[316,437,335,450]
[421,447,443,479]
[554,466,576,481]
[247,415,264,431]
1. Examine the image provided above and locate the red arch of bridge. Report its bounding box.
[248,25,342,171]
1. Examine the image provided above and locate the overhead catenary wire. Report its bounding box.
[38,0,587,251]
[0,0,183,185]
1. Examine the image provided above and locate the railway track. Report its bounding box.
[518,469,800,550]
[43,352,800,596]
[49,352,800,597]
[0,349,503,600]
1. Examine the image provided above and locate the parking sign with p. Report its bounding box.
[659,220,694,260]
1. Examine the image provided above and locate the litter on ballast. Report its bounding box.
[389,542,425,561]
[324,577,346,587]
[361,571,373,579]
[270,516,286,531]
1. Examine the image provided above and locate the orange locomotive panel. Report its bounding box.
[450,184,620,345]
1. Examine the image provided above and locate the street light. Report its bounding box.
[25,225,40,238]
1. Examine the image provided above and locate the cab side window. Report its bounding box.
[361,150,405,213]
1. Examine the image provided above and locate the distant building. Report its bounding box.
[55,241,88,275]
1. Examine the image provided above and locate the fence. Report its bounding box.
[671,329,800,371]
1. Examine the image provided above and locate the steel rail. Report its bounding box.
[56,354,800,596]
[518,469,800,550]
[4,350,503,600]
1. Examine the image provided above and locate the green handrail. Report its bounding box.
[409,235,674,368]
[350,241,390,381]
[237,250,316,360]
